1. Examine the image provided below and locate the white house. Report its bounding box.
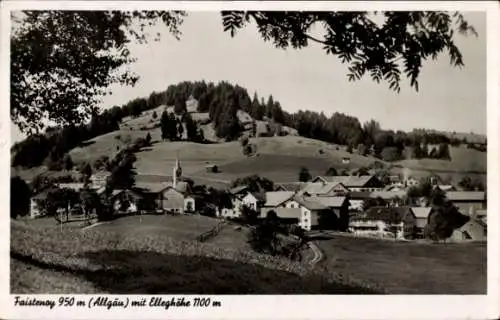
[220,191,264,219]
[349,206,417,240]
[261,191,348,231]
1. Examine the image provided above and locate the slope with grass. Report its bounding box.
[316,235,486,294]
[10,221,381,294]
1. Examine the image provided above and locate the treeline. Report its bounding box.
[12,107,124,168]
[12,80,485,169]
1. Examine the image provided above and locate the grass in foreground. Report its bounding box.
[10,222,382,294]
[316,235,486,294]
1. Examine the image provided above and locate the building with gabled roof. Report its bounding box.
[445,191,486,216]
[349,206,417,240]
[449,218,486,242]
[311,175,383,192]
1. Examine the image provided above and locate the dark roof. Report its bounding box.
[352,206,414,223]
[31,187,60,200]
[349,191,372,199]
[229,185,249,195]
[312,175,379,187]
[446,191,486,202]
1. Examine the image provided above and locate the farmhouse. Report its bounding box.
[29,187,60,219]
[220,187,265,219]
[109,189,144,214]
[311,175,383,192]
[298,182,349,197]
[449,218,486,242]
[135,181,194,214]
[156,186,196,214]
[261,191,349,231]
[411,207,434,237]
[349,206,417,240]
[445,191,486,216]
[369,190,407,207]
[346,191,371,211]
[204,164,218,173]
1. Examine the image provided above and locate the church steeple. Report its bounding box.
[173,152,182,189]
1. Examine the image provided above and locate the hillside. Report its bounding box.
[11,80,487,188]
[11,220,380,294]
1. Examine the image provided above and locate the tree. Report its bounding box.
[299,167,311,182]
[231,175,274,193]
[160,111,178,141]
[438,143,451,160]
[12,11,185,134]
[145,132,152,145]
[325,167,338,176]
[248,210,281,255]
[176,120,184,140]
[14,12,475,135]
[152,110,158,120]
[174,96,187,115]
[11,176,32,218]
[62,154,74,171]
[346,144,353,153]
[240,136,249,147]
[80,187,101,221]
[241,205,259,225]
[222,11,476,93]
[184,113,198,141]
[80,162,93,186]
[425,201,468,242]
[107,150,137,190]
[39,188,79,222]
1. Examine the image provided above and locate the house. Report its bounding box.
[348,191,372,211]
[156,186,196,214]
[220,190,265,219]
[449,218,487,242]
[349,206,417,240]
[445,191,486,216]
[261,191,348,231]
[342,157,351,164]
[273,184,288,192]
[204,164,218,173]
[56,182,87,192]
[311,175,383,192]
[411,207,434,237]
[369,190,407,207]
[136,180,194,214]
[474,209,487,224]
[29,187,59,219]
[109,189,144,214]
[298,182,348,197]
[90,171,111,188]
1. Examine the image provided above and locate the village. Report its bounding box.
[27,154,487,243]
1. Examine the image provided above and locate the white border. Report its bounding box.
[1,1,499,320]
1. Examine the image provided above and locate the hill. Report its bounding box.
[11,80,487,188]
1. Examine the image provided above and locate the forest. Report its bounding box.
[11,80,485,169]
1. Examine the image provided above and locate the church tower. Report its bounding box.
[173,152,182,189]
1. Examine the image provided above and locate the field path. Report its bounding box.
[309,241,324,266]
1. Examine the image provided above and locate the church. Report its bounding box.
[137,156,196,214]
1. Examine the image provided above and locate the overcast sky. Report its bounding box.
[11,11,486,143]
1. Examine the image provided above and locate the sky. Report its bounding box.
[11,11,487,143]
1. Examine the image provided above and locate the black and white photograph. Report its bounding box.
[2,1,499,319]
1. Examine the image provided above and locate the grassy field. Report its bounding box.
[90,214,221,241]
[316,235,486,294]
[14,114,486,187]
[10,220,381,294]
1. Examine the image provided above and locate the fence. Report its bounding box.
[196,221,227,242]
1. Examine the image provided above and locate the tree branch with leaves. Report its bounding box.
[221,11,477,93]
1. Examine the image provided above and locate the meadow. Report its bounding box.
[316,235,486,294]
[10,219,381,294]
